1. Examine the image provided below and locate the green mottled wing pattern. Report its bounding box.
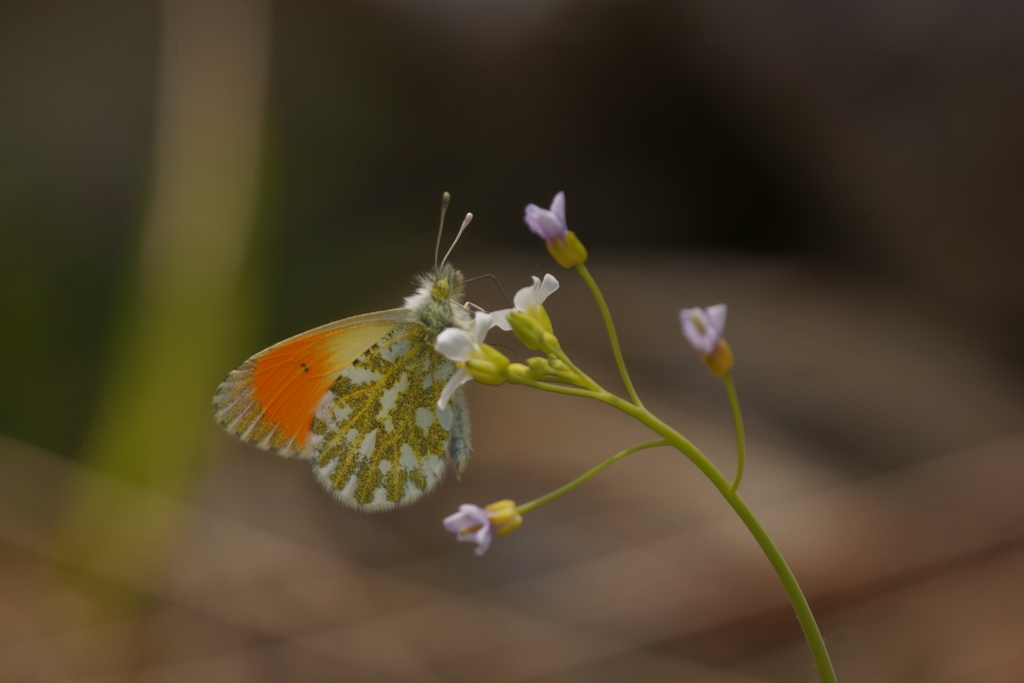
[309,323,470,511]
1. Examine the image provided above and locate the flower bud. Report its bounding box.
[541,331,560,351]
[507,310,546,350]
[550,359,570,374]
[505,363,533,381]
[526,356,552,377]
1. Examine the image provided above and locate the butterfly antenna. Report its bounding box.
[464,273,512,307]
[434,191,451,270]
[440,212,473,267]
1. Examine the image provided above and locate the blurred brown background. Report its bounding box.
[2,0,1023,681]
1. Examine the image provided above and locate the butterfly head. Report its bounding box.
[406,262,470,336]
[431,278,451,300]
[429,262,464,302]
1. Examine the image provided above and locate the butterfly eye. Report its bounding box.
[432,279,451,299]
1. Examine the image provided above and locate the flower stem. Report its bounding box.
[503,261,833,679]
[575,263,643,407]
[517,440,668,515]
[510,376,599,400]
[602,394,837,683]
[723,371,746,493]
[542,342,602,393]
[511,368,835,680]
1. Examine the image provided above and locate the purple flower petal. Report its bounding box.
[549,191,566,226]
[443,504,495,555]
[524,192,568,242]
[679,304,727,355]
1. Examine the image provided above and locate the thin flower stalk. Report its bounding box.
[517,440,668,514]
[515,371,836,683]
[574,263,643,407]
[723,371,746,492]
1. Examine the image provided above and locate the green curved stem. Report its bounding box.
[723,372,746,493]
[601,393,837,683]
[510,373,836,681]
[575,264,643,407]
[517,440,668,514]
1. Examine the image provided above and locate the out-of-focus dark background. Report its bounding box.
[2,1,1023,681]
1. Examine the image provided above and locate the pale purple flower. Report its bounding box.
[679,304,727,355]
[443,504,494,555]
[524,191,567,242]
[435,311,498,409]
[493,274,560,331]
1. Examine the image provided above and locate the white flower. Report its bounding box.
[679,304,727,355]
[494,274,560,331]
[435,311,499,409]
[443,504,494,555]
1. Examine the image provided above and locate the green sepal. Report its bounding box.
[466,344,510,385]
[507,311,545,350]
[545,230,588,269]
[703,339,734,377]
[479,343,510,367]
[466,358,508,386]
[537,305,554,335]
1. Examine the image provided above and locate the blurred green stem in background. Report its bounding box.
[54,0,272,600]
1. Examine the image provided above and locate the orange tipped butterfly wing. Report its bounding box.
[213,309,406,457]
[214,286,471,512]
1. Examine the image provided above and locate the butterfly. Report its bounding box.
[213,197,476,512]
